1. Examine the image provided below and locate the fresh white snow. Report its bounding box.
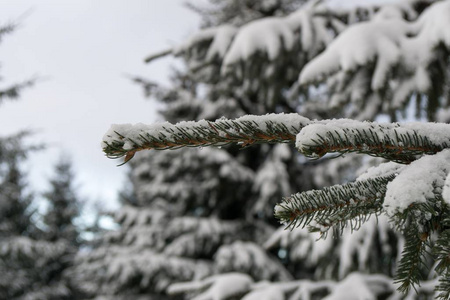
[384,149,450,215]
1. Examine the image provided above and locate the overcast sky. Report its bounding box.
[0,0,200,210]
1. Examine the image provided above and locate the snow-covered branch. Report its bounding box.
[296,120,450,163]
[102,113,310,163]
[103,114,450,165]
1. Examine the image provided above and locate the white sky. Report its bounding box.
[0,1,200,210]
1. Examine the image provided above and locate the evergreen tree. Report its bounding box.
[39,157,84,298]
[0,140,70,299]
[0,23,75,300]
[43,157,81,245]
[85,0,450,299]
[0,133,36,239]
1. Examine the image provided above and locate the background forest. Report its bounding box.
[2,0,450,299]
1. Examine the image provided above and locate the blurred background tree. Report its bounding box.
[42,157,82,246]
[0,23,85,300]
[75,0,450,299]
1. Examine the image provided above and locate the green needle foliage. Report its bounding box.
[103,114,310,163]
[297,122,450,164]
[103,117,450,165]
[389,186,450,294]
[395,225,429,294]
[275,175,395,235]
[103,114,450,297]
[434,218,450,299]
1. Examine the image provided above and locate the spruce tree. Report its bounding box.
[43,157,81,245]
[0,135,71,300]
[88,0,450,299]
[0,133,35,239]
[39,157,83,298]
[0,23,74,300]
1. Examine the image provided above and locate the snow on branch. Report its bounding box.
[0,237,67,260]
[299,17,410,89]
[214,241,294,282]
[324,273,394,300]
[163,218,247,258]
[102,113,450,295]
[298,0,450,119]
[296,120,450,163]
[168,272,397,300]
[444,173,450,204]
[167,273,254,300]
[72,247,212,295]
[102,113,310,163]
[144,1,341,71]
[264,225,334,267]
[384,149,450,216]
[380,151,450,293]
[103,114,450,165]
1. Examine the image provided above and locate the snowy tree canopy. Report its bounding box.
[98,0,450,299]
[145,0,449,121]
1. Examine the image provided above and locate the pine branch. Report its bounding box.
[383,150,450,217]
[434,217,450,300]
[102,114,310,163]
[436,275,450,300]
[144,48,173,63]
[0,78,36,105]
[435,218,450,274]
[393,196,447,295]
[275,175,395,234]
[296,121,450,163]
[394,225,429,294]
[103,114,450,164]
[0,23,15,42]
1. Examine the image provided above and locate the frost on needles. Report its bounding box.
[103,113,450,297]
